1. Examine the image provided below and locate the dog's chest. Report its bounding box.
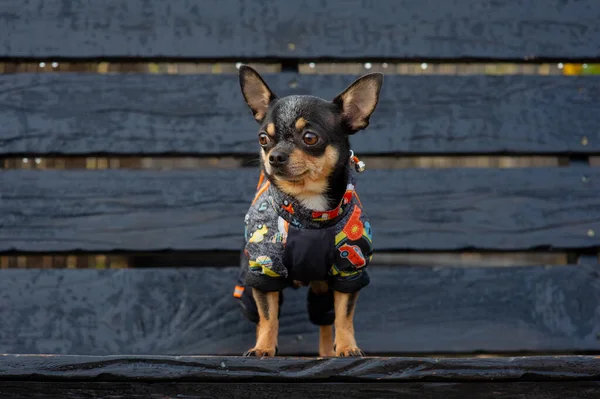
[296,193,329,212]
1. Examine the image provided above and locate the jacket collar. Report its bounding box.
[267,171,358,229]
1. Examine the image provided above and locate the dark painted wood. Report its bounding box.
[1,382,600,399]
[2,354,600,381]
[1,266,599,356]
[1,73,599,155]
[1,168,598,252]
[1,0,600,59]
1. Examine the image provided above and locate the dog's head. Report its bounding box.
[239,65,383,204]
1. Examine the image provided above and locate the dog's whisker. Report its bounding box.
[242,157,261,167]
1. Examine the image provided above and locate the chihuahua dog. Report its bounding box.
[233,65,383,357]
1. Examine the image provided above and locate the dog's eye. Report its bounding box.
[258,132,270,146]
[303,132,319,146]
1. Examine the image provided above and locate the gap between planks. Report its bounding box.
[0,251,591,270]
[1,156,573,170]
[1,61,597,76]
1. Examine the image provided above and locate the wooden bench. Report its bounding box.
[1,0,600,397]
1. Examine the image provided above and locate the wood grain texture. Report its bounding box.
[1,266,599,356]
[1,168,598,252]
[1,73,599,155]
[2,382,600,399]
[2,354,600,381]
[1,0,600,59]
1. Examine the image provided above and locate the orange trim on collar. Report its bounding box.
[256,171,265,190]
[252,172,271,205]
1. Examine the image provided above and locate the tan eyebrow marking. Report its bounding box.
[266,123,275,136]
[295,117,307,131]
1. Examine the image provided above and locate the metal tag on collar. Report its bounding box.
[349,150,366,173]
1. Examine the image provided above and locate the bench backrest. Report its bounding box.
[1,0,599,356]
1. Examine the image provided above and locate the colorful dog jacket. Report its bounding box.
[233,169,373,325]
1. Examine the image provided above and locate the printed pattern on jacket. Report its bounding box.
[238,170,372,294]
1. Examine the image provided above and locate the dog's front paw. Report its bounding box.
[334,344,365,357]
[243,346,278,357]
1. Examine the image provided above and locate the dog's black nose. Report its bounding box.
[269,151,289,167]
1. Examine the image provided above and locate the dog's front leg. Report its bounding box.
[333,291,364,357]
[244,288,279,357]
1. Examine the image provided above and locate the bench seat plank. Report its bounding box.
[1,168,598,252]
[1,266,599,355]
[1,0,599,59]
[2,354,600,381]
[1,74,599,155]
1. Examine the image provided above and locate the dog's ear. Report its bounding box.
[239,65,277,123]
[333,73,383,133]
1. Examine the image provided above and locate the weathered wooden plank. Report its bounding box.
[1,266,599,355]
[1,73,599,155]
[3,382,600,399]
[1,168,598,252]
[2,354,600,381]
[1,0,600,59]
